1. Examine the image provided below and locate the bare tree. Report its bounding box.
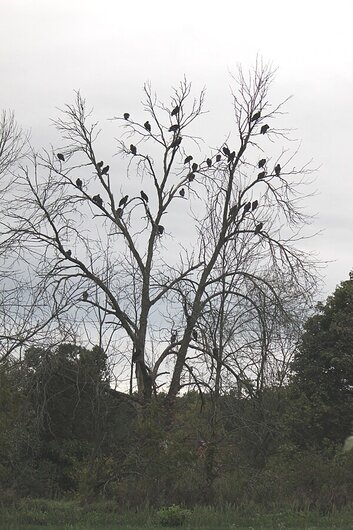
[4,62,317,403]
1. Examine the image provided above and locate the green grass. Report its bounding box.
[2,500,353,529]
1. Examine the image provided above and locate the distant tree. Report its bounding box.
[291,273,353,446]
[4,61,317,404]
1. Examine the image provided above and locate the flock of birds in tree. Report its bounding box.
[55,108,281,296]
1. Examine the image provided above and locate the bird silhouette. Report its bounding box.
[275,164,281,176]
[243,202,251,213]
[116,208,122,218]
[171,331,177,343]
[254,222,263,234]
[229,204,238,217]
[144,121,151,132]
[216,154,221,162]
[179,188,185,197]
[192,162,198,172]
[92,194,103,207]
[97,161,104,169]
[65,250,72,258]
[140,190,148,202]
[260,124,270,134]
[101,165,109,175]
[57,153,65,162]
[76,178,83,189]
[258,159,266,168]
[170,137,182,148]
[258,171,266,179]
[119,195,129,207]
[82,291,89,300]
[171,105,180,117]
[223,146,230,157]
[184,155,193,164]
[206,158,212,167]
[228,151,235,162]
[252,200,258,211]
[130,144,137,155]
[192,330,198,341]
[158,225,164,235]
[123,113,130,120]
[169,124,179,132]
[251,111,261,122]
[188,173,195,182]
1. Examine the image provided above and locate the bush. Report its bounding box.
[156,504,191,527]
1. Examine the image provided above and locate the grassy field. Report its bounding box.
[2,499,353,529]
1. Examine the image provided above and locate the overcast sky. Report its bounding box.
[1,0,353,300]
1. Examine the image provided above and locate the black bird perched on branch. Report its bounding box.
[192,162,198,172]
[251,111,261,122]
[123,113,130,120]
[275,164,281,176]
[169,124,179,133]
[216,154,221,162]
[170,137,182,149]
[206,158,212,167]
[171,105,180,117]
[228,151,235,162]
[130,144,137,155]
[184,155,193,164]
[179,188,185,197]
[97,161,104,169]
[229,204,238,217]
[252,200,258,211]
[76,178,83,189]
[188,173,195,182]
[260,124,270,134]
[192,330,198,341]
[243,201,251,214]
[140,190,148,202]
[116,207,122,218]
[119,195,129,207]
[144,121,151,132]
[157,225,164,235]
[65,250,72,258]
[223,146,230,157]
[101,165,109,175]
[258,171,266,179]
[171,331,177,344]
[57,153,65,162]
[255,222,263,234]
[258,158,266,168]
[82,291,88,300]
[92,194,103,207]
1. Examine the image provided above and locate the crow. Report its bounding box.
[258,171,266,179]
[188,173,195,182]
[82,291,89,300]
[144,121,151,132]
[216,154,221,162]
[228,151,235,162]
[65,250,72,258]
[179,188,185,197]
[223,146,230,157]
[116,208,122,218]
[57,153,65,162]
[130,144,137,155]
[171,105,180,116]
[169,124,179,132]
[158,225,164,235]
[76,178,83,189]
[229,204,238,217]
[92,194,103,207]
[275,163,281,176]
[252,200,258,211]
[97,161,104,169]
[140,190,148,202]
[101,165,109,175]
[123,113,130,120]
[251,111,261,122]
[192,162,198,172]
[255,222,263,234]
[260,124,270,134]
[258,158,266,168]
[184,155,193,164]
[206,158,212,167]
[119,195,129,207]
[192,330,198,341]
[170,137,182,149]
[243,201,251,213]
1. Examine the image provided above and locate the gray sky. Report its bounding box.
[2,0,353,300]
